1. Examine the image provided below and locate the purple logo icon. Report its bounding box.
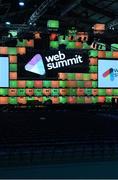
[25,54,46,75]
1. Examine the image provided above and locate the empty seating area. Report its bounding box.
[0,107,117,167]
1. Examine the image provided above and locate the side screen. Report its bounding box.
[98,59,118,88]
[0,57,9,87]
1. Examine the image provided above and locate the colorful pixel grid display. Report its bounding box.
[0,36,118,105]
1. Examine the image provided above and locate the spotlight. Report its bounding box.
[5,21,11,25]
[19,0,25,6]
[33,23,36,26]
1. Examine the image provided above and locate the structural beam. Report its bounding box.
[28,0,59,25]
[107,19,118,29]
[81,0,116,19]
[60,0,82,17]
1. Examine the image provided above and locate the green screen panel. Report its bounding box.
[26,81,34,88]
[51,89,59,96]
[111,44,118,51]
[98,89,106,96]
[9,97,17,104]
[10,80,18,88]
[43,97,51,103]
[59,96,67,104]
[89,66,98,73]
[58,35,68,45]
[77,81,84,88]
[50,41,59,49]
[47,20,59,29]
[67,89,77,96]
[84,89,92,96]
[92,81,98,88]
[66,42,75,49]
[26,97,35,101]
[10,64,17,71]
[8,48,17,55]
[17,39,27,47]
[92,97,98,103]
[89,50,98,57]
[82,42,90,49]
[98,43,106,50]
[0,88,8,96]
[43,81,51,88]
[59,81,67,88]
[67,73,76,80]
[34,89,43,96]
[105,51,113,58]
[83,74,90,80]
[105,96,112,103]
[113,89,118,95]
[17,89,26,96]
[77,97,85,104]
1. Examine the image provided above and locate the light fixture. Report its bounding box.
[33,23,36,26]
[19,0,25,6]
[5,21,11,25]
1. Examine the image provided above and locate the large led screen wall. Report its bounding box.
[0,31,118,105]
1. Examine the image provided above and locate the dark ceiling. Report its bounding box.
[0,0,118,34]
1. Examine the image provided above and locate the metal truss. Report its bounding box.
[107,20,118,29]
[28,0,59,25]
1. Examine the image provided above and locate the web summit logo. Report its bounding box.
[45,51,83,70]
[25,51,83,76]
[103,68,118,81]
